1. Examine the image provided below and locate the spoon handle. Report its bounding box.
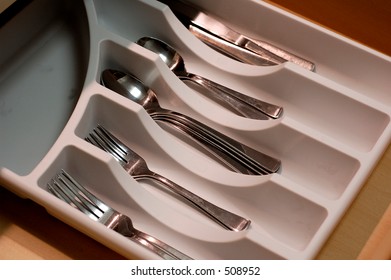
[151,111,281,175]
[153,114,268,175]
[179,73,283,119]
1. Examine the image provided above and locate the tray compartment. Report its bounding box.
[0,0,89,175]
[35,144,197,259]
[242,70,390,152]
[226,179,328,250]
[182,0,391,106]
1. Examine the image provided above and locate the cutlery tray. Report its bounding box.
[1,0,390,259]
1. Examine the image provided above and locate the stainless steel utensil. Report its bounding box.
[47,170,192,260]
[151,113,262,174]
[158,0,316,71]
[101,69,281,175]
[188,24,277,66]
[86,125,251,231]
[137,36,283,120]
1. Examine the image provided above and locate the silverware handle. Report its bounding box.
[189,19,315,71]
[189,24,277,66]
[181,73,283,119]
[195,22,315,71]
[244,38,316,72]
[131,229,193,260]
[138,171,251,232]
[151,111,281,174]
[117,215,192,260]
[129,234,179,260]
[161,0,315,71]
[153,114,265,175]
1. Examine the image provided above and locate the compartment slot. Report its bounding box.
[224,178,328,250]
[0,0,89,175]
[242,70,390,152]
[182,0,391,106]
[36,144,195,259]
[93,0,169,41]
[243,123,361,200]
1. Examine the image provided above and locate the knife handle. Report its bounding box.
[189,25,277,66]
[244,38,316,72]
[189,24,315,71]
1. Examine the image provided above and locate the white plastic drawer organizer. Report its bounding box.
[0,0,390,259]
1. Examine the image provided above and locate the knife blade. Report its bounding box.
[158,0,315,71]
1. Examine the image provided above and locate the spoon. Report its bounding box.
[101,69,281,175]
[136,37,283,120]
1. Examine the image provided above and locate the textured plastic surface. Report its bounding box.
[0,0,390,259]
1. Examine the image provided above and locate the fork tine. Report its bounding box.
[48,180,75,206]
[97,125,129,155]
[48,175,99,220]
[94,129,125,160]
[94,126,129,161]
[91,132,125,164]
[86,131,123,163]
[60,170,110,213]
[86,127,128,165]
[58,171,102,219]
[48,170,109,221]
[48,170,192,260]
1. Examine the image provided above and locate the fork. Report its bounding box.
[85,125,251,231]
[47,170,192,260]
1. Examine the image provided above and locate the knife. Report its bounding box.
[188,24,278,66]
[158,0,316,71]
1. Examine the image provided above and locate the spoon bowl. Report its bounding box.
[137,36,283,120]
[101,69,156,109]
[137,37,185,73]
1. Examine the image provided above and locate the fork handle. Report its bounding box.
[132,229,193,260]
[129,235,179,260]
[114,215,192,260]
[136,172,251,231]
